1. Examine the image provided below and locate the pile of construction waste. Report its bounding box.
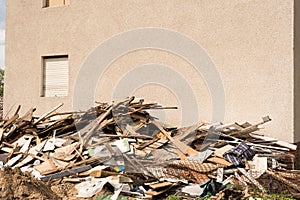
[0,97,298,199]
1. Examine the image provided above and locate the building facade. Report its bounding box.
[4,0,300,142]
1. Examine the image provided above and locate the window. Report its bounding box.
[43,0,70,8]
[42,55,69,97]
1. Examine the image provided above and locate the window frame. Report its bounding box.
[42,0,70,8]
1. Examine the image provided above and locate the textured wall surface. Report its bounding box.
[4,0,296,142]
[295,0,300,142]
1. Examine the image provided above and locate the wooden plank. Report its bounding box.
[238,168,265,191]
[207,157,232,167]
[149,182,173,189]
[53,142,79,161]
[79,166,108,176]
[5,136,33,167]
[4,108,36,138]
[230,116,271,136]
[152,121,198,158]
[207,131,290,151]
[90,170,118,178]
[216,123,244,132]
[15,140,47,167]
[5,155,23,167]
[1,147,12,153]
[34,160,58,175]
[33,103,64,125]
[144,139,168,153]
[3,114,19,129]
[83,107,112,147]
[0,128,4,142]
[136,138,159,150]
[175,121,205,141]
[234,172,247,187]
[250,133,296,150]
[214,144,235,158]
[19,107,35,122]
[40,165,92,182]
[125,124,140,135]
[97,134,153,140]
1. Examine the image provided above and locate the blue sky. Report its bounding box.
[0,0,5,68]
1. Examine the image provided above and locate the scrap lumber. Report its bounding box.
[250,134,297,150]
[149,181,173,189]
[152,120,198,158]
[207,157,232,167]
[266,170,300,192]
[33,103,64,125]
[238,168,265,192]
[0,97,298,199]
[170,160,219,173]
[34,159,58,175]
[228,116,271,137]
[3,114,19,129]
[40,165,92,181]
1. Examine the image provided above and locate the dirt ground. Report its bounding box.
[0,167,297,200]
[0,167,118,200]
[0,167,61,199]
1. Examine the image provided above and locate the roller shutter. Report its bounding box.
[43,56,68,97]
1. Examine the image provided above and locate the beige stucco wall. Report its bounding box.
[4,0,296,142]
[295,0,300,142]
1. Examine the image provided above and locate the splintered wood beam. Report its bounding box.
[83,107,112,147]
[152,120,198,158]
[3,114,19,129]
[13,105,21,116]
[33,103,64,125]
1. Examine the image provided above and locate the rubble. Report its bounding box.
[0,96,298,199]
